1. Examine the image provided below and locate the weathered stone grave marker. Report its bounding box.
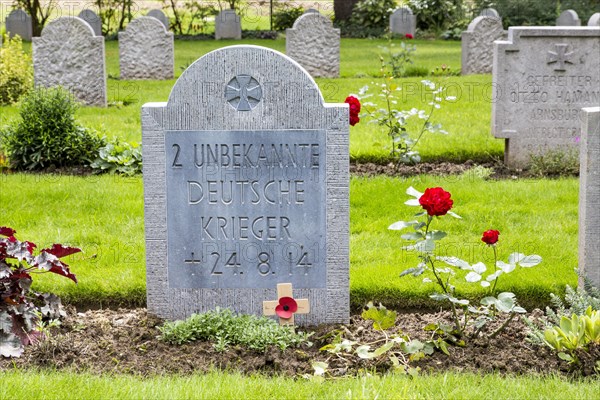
[286,12,340,78]
[147,9,170,29]
[390,7,416,37]
[556,10,581,26]
[119,16,174,80]
[492,27,600,168]
[461,16,505,75]
[215,9,241,40]
[78,9,102,36]
[5,9,32,41]
[479,8,500,19]
[579,106,600,289]
[588,13,600,27]
[33,17,107,106]
[142,45,350,325]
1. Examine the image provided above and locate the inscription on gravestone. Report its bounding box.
[492,27,600,168]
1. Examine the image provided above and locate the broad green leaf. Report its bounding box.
[362,303,397,331]
[401,232,424,241]
[508,253,526,264]
[447,211,462,219]
[312,361,328,376]
[403,339,425,354]
[514,306,527,314]
[518,255,542,267]
[406,186,423,199]
[497,260,515,273]
[400,265,425,277]
[428,231,447,241]
[471,262,487,274]
[558,352,573,362]
[449,296,469,306]
[480,281,491,288]
[356,345,374,359]
[480,296,497,306]
[438,340,450,356]
[423,323,438,331]
[437,256,470,269]
[404,199,421,206]
[486,271,502,281]
[465,271,482,282]
[430,293,449,301]
[389,220,418,231]
[373,341,394,357]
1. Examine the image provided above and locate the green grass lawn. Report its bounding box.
[2,370,597,399]
[0,173,578,310]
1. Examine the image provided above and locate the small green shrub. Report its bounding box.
[272,4,304,31]
[0,87,106,170]
[91,139,142,176]
[350,0,396,32]
[158,308,311,352]
[0,34,33,105]
[528,147,579,177]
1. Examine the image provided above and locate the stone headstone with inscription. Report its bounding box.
[215,10,241,40]
[491,27,600,168]
[286,12,340,78]
[579,106,600,289]
[556,10,581,26]
[461,16,505,75]
[78,9,102,36]
[147,9,170,29]
[588,13,600,27]
[390,7,416,37]
[33,17,107,106]
[479,8,500,19]
[141,45,350,325]
[119,16,174,80]
[5,9,32,41]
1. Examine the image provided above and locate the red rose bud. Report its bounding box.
[345,96,361,114]
[349,114,360,126]
[418,187,453,216]
[405,33,414,39]
[482,230,500,245]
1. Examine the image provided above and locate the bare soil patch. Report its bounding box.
[2,307,594,378]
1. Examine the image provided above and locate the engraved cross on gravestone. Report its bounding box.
[225,75,262,111]
[546,44,574,71]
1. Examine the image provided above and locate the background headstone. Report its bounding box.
[5,9,32,41]
[492,27,600,168]
[479,8,500,19]
[286,12,340,78]
[215,10,241,40]
[119,16,174,80]
[147,9,170,30]
[556,10,581,26]
[33,17,106,106]
[461,16,505,75]
[142,45,350,325]
[389,7,416,37]
[588,13,600,27]
[578,106,600,289]
[78,9,102,36]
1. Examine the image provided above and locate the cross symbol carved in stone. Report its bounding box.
[263,283,310,327]
[225,74,262,111]
[547,44,574,71]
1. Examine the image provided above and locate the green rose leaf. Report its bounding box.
[518,255,542,268]
[389,220,418,231]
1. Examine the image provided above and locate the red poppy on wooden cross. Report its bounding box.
[262,283,310,326]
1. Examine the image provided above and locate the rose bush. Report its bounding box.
[345,96,361,126]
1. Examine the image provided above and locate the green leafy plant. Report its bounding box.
[391,186,541,339]
[158,308,310,351]
[359,70,449,165]
[91,139,142,176]
[0,34,33,105]
[0,87,106,170]
[272,3,304,31]
[350,0,396,33]
[1,226,80,358]
[529,147,579,177]
[543,307,600,365]
[379,41,417,78]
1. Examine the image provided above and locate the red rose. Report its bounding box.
[349,114,360,126]
[481,230,500,245]
[345,96,361,126]
[405,33,414,39]
[418,187,453,216]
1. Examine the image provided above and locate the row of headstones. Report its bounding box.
[32,15,174,107]
[4,8,245,41]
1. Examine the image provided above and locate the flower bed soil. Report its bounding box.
[2,307,596,377]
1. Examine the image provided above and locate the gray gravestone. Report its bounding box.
[78,9,102,36]
[286,12,340,78]
[33,17,107,107]
[147,9,170,30]
[579,106,600,289]
[588,13,600,27]
[142,45,350,325]
[119,16,174,80]
[5,9,32,41]
[491,27,600,168]
[461,16,505,75]
[215,10,241,40]
[479,8,500,19]
[556,10,581,26]
[390,7,416,37]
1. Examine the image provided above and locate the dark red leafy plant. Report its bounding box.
[1,226,80,357]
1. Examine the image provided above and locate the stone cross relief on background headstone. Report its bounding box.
[5,9,32,41]
[78,9,102,36]
[142,45,350,325]
[491,27,600,168]
[119,16,174,80]
[33,17,107,106]
[286,12,340,78]
[556,10,581,26]
[578,107,600,290]
[215,10,241,40]
[389,7,416,37]
[461,16,505,75]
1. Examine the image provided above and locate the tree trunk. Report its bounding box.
[333,0,360,21]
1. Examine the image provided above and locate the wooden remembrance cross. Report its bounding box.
[263,283,310,326]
